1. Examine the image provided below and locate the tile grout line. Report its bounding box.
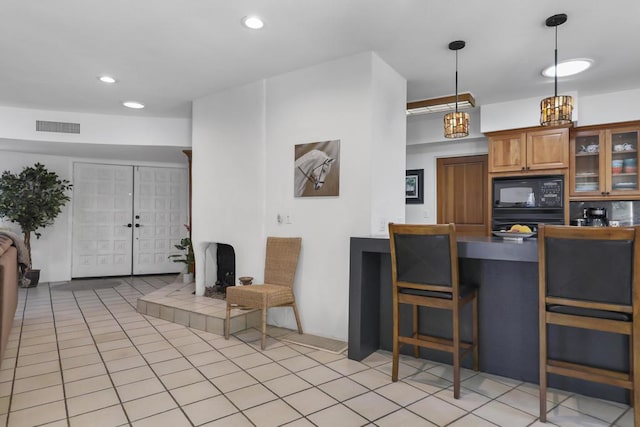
[95,275,204,426]
[64,284,132,425]
[4,287,28,424]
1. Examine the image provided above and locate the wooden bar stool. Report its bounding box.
[388,223,478,398]
[538,224,640,424]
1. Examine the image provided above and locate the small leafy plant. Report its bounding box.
[168,225,194,270]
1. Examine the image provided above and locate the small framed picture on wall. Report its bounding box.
[405,169,424,204]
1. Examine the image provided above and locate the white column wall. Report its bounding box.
[192,52,407,340]
[191,80,267,296]
[369,54,407,235]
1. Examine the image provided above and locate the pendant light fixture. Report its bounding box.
[444,40,469,138]
[540,13,573,126]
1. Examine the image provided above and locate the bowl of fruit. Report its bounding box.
[492,224,535,240]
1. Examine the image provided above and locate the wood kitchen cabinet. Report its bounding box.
[570,121,640,199]
[487,127,569,173]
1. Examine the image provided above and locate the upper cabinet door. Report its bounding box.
[488,132,526,173]
[608,127,640,195]
[570,130,605,196]
[526,128,569,170]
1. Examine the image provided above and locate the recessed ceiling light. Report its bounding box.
[123,101,145,109]
[98,75,117,84]
[542,59,593,78]
[242,15,264,29]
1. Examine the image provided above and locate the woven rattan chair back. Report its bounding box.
[263,237,302,287]
[225,236,303,350]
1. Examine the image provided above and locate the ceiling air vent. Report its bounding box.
[35,120,80,134]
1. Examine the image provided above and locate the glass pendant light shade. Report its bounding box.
[540,13,573,126]
[444,111,470,138]
[540,95,573,126]
[444,40,469,139]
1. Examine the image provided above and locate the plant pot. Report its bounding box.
[183,272,194,284]
[24,269,40,288]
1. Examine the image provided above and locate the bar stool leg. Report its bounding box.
[472,291,479,371]
[413,305,419,358]
[540,323,547,422]
[630,333,634,407]
[633,326,640,426]
[392,295,400,382]
[453,303,460,399]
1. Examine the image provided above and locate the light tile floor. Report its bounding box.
[0,275,634,426]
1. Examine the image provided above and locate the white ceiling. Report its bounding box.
[1,1,639,120]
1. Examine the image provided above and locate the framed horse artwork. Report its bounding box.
[294,140,340,197]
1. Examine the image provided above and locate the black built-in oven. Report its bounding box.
[492,175,565,233]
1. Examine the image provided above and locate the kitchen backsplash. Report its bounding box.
[570,201,640,225]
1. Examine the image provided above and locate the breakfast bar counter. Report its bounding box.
[348,235,629,402]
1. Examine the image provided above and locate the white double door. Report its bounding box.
[72,163,188,278]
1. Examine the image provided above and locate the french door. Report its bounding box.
[72,163,188,278]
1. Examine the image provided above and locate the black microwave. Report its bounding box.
[493,175,564,209]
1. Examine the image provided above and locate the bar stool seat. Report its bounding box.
[388,223,478,399]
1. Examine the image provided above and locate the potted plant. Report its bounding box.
[0,163,72,287]
[168,225,195,283]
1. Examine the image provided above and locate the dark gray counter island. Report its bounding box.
[349,235,629,403]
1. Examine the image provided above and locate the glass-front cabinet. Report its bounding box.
[570,124,640,198]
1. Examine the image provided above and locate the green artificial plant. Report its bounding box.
[168,224,195,272]
[0,163,72,266]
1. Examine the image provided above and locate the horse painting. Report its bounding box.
[294,149,336,197]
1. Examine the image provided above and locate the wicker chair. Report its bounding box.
[225,237,303,349]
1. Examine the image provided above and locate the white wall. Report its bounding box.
[192,52,407,340]
[0,150,186,283]
[191,80,267,296]
[370,55,407,235]
[579,88,640,126]
[0,105,191,147]
[405,138,488,224]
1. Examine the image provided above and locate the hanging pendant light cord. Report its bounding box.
[455,50,459,113]
[554,24,558,97]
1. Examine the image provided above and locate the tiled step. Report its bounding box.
[136,281,261,335]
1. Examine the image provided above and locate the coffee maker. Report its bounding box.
[586,207,608,227]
